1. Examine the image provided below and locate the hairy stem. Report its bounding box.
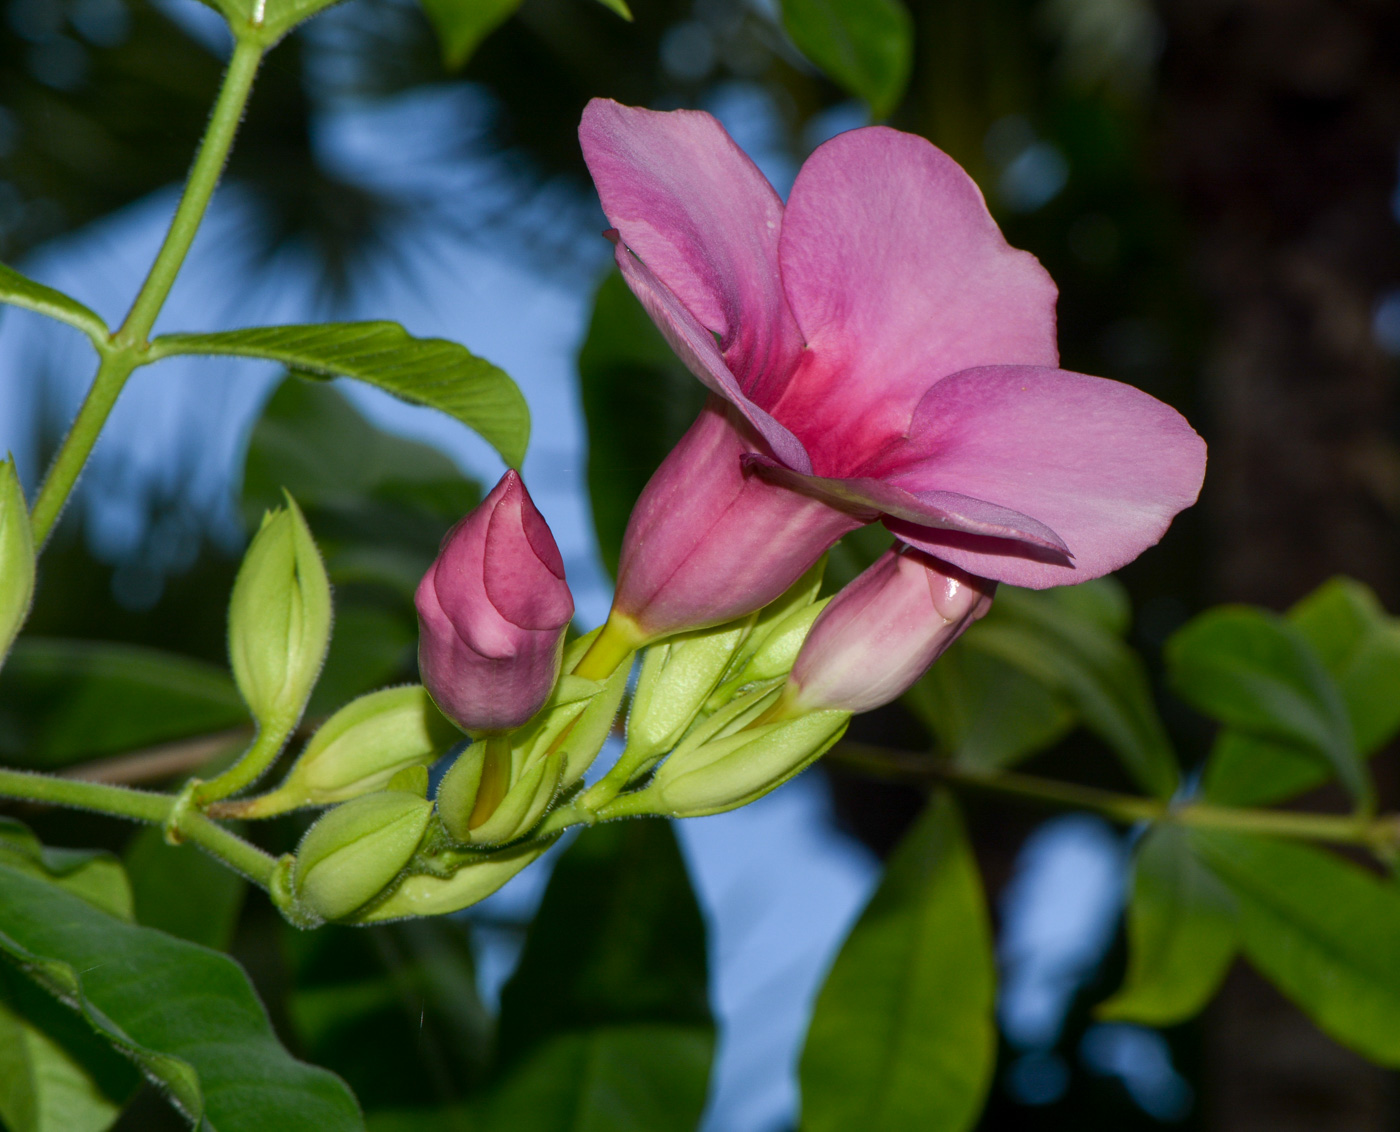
[195,720,295,805]
[29,37,265,547]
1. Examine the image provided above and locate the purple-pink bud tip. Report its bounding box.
[785,545,995,715]
[415,471,574,733]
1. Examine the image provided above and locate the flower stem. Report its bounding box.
[195,720,294,805]
[832,742,1400,855]
[29,36,265,548]
[0,767,277,887]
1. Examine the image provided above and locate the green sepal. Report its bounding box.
[352,841,551,922]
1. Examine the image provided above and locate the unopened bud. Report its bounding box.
[783,546,994,715]
[292,790,433,922]
[228,493,331,729]
[646,708,850,818]
[0,459,34,666]
[416,471,573,734]
[352,841,551,922]
[437,736,561,846]
[230,686,459,817]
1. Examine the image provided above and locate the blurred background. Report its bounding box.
[1,0,1398,1128]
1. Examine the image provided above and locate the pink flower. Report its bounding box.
[577,100,1205,650]
[415,471,573,733]
[782,546,994,715]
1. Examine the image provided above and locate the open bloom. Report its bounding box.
[416,471,573,733]
[578,100,1205,651]
[781,545,994,715]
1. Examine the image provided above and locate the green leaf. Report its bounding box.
[0,819,133,921]
[591,0,631,18]
[800,793,995,1132]
[968,585,1179,797]
[905,643,1074,771]
[578,272,707,578]
[0,639,246,770]
[480,1026,711,1132]
[421,0,523,69]
[0,261,106,342]
[780,0,914,118]
[124,826,246,950]
[1098,825,1236,1026]
[0,863,364,1131]
[493,820,712,1129]
[152,323,529,469]
[1169,606,1371,809]
[1192,831,1400,1065]
[1204,579,1400,807]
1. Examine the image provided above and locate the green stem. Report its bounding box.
[195,721,294,805]
[28,37,265,548]
[0,767,276,887]
[832,743,1400,854]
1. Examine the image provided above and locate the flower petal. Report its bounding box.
[774,126,1059,460]
[614,243,813,473]
[880,366,1207,588]
[580,99,803,398]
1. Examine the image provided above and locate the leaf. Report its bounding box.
[124,826,246,950]
[493,820,712,1129]
[591,0,631,18]
[1169,606,1371,809]
[578,272,707,578]
[0,819,133,922]
[0,261,106,342]
[905,643,1074,771]
[968,585,1179,797]
[1098,825,1237,1026]
[1204,579,1400,807]
[152,323,529,469]
[420,0,524,69]
[800,792,995,1132]
[0,864,364,1131]
[780,0,914,119]
[0,639,246,770]
[1192,831,1400,1065]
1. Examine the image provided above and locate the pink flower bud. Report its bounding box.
[416,471,573,733]
[612,399,863,643]
[784,546,995,715]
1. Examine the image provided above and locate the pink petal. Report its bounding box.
[614,243,813,474]
[773,127,1059,462]
[880,366,1208,588]
[580,99,803,399]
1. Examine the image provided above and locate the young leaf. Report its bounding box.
[1193,831,1400,1065]
[578,271,707,577]
[420,0,524,69]
[1098,825,1237,1026]
[151,323,530,469]
[1169,606,1371,810]
[967,586,1179,797]
[1204,579,1400,806]
[0,639,246,770]
[0,262,106,343]
[0,864,364,1131]
[780,0,914,119]
[491,821,713,1129]
[800,792,995,1132]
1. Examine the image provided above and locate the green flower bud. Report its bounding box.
[232,686,458,817]
[437,737,561,847]
[293,790,432,922]
[0,459,34,667]
[353,841,550,922]
[646,708,851,818]
[228,493,331,729]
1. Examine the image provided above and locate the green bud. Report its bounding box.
[353,841,550,922]
[627,615,756,762]
[731,599,829,685]
[236,686,458,817]
[437,737,561,847]
[647,709,851,818]
[0,459,34,667]
[228,493,331,729]
[292,790,433,922]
